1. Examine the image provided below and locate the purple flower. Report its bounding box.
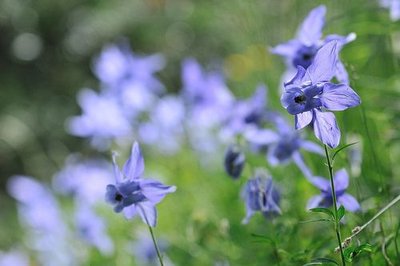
[105,142,176,227]
[67,89,132,150]
[75,204,114,255]
[380,0,400,21]
[307,169,360,212]
[0,250,28,266]
[281,41,361,148]
[271,5,356,85]
[53,157,113,205]
[224,145,246,179]
[241,170,281,224]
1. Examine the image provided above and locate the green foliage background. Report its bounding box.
[0,0,400,265]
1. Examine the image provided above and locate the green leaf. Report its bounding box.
[299,218,333,224]
[309,207,335,220]
[250,233,274,244]
[303,257,339,265]
[337,205,345,221]
[331,142,358,162]
[344,244,373,262]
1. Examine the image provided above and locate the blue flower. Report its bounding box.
[307,169,360,212]
[105,142,176,227]
[241,170,281,224]
[271,5,356,85]
[281,41,361,148]
[224,145,246,179]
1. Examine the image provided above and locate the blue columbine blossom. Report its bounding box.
[220,84,268,141]
[241,169,281,224]
[307,169,360,212]
[271,5,356,85]
[67,88,132,150]
[380,0,400,21]
[281,41,361,148]
[105,142,176,227]
[243,115,322,179]
[224,145,246,179]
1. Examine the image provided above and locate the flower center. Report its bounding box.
[115,193,123,202]
[294,94,306,104]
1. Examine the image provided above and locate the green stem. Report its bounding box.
[324,145,346,266]
[139,206,164,266]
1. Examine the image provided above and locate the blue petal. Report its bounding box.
[296,5,326,45]
[270,39,302,57]
[313,110,341,148]
[284,66,309,87]
[300,140,324,155]
[292,152,313,180]
[140,179,176,204]
[334,169,349,192]
[338,193,360,212]
[122,142,145,180]
[243,127,279,145]
[137,202,157,227]
[295,111,313,129]
[307,41,338,83]
[122,205,138,219]
[335,60,350,85]
[306,195,324,209]
[321,83,361,111]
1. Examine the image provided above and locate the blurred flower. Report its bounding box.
[67,88,132,150]
[380,0,400,21]
[221,84,268,139]
[241,169,281,224]
[138,96,185,154]
[53,156,113,205]
[75,204,114,256]
[7,176,75,266]
[131,232,174,266]
[182,58,234,153]
[94,43,165,93]
[224,145,246,179]
[270,5,356,85]
[0,250,28,266]
[307,169,360,212]
[105,142,176,227]
[281,41,361,148]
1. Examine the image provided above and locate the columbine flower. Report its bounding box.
[307,169,360,212]
[224,145,246,179]
[270,5,356,85]
[380,0,400,21]
[67,88,132,150]
[105,142,176,227]
[281,41,361,148]
[241,169,281,224]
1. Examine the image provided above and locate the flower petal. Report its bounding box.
[321,83,361,111]
[270,39,301,57]
[307,195,324,209]
[338,193,360,212]
[137,202,157,227]
[122,205,137,219]
[140,179,176,204]
[284,66,309,87]
[243,127,279,146]
[334,169,349,192]
[297,5,326,45]
[335,60,350,85]
[307,41,338,83]
[309,176,330,191]
[313,110,341,148]
[122,142,145,180]
[300,140,324,155]
[292,152,313,180]
[295,111,313,129]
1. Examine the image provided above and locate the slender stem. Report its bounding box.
[139,206,164,266]
[324,145,346,266]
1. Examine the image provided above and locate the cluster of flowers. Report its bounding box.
[7,2,400,264]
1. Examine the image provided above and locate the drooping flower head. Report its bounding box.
[241,169,281,224]
[105,142,176,227]
[307,169,360,212]
[224,145,246,179]
[281,41,361,148]
[271,5,356,85]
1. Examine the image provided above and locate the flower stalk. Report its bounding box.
[324,145,346,266]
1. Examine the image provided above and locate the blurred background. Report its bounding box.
[0,0,400,265]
